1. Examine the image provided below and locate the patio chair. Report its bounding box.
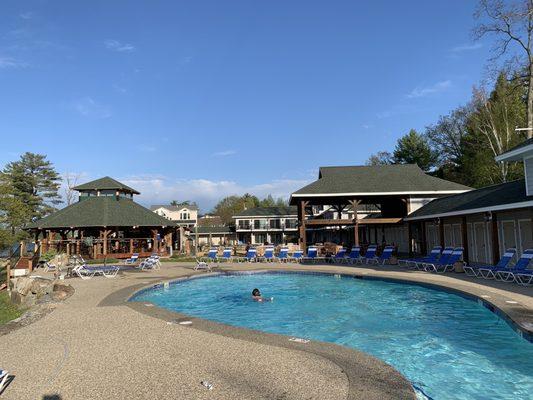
[493,249,533,282]
[0,369,9,394]
[206,248,218,263]
[424,247,464,273]
[82,264,120,278]
[148,255,161,269]
[398,246,441,269]
[288,250,303,263]
[124,253,139,264]
[259,247,275,262]
[418,247,453,271]
[301,246,318,263]
[218,248,233,262]
[330,248,347,264]
[369,246,394,265]
[72,265,96,280]
[275,247,289,262]
[239,248,257,262]
[44,261,57,272]
[343,247,361,264]
[194,260,212,272]
[464,248,516,278]
[138,258,157,270]
[360,245,378,264]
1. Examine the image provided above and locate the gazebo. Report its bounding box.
[290,164,470,253]
[25,177,176,259]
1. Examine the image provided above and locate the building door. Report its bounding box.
[518,219,533,254]
[474,222,489,264]
[444,225,453,247]
[500,220,517,254]
[452,224,462,247]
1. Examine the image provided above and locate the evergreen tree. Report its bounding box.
[0,152,61,219]
[393,129,438,171]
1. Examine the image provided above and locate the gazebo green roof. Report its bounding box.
[26,196,174,229]
[73,176,140,194]
[291,164,470,198]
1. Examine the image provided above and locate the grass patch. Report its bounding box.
[0,291,24,325]
[165,255,196,263]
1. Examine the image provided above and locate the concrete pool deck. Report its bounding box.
[1,261,532,399]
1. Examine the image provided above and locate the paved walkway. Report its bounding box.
[1,262,531,400]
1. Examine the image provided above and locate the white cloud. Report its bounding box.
[112,83,127,93]
[71,97,112,118]
[212,150,236,157]
[406,80,452,99]
[451,43,482,52]
[19,12,34,20]
[104,39,136,53]
[137,145,157,152]
[117,175,312,210]
[0,56,28,69]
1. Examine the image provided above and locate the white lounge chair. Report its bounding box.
[194,260,212,271]
[44,262,56,272]
[0,369,9,394]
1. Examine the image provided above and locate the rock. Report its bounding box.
[52,283,74,301]
[6,276,72,306]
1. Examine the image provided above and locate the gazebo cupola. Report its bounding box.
[73,176,140,201]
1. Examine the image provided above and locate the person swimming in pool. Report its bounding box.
[251,288,273,302]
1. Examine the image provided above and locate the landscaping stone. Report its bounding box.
[8,276,74,306]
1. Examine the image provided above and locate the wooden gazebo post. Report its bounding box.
[298,200,309,252]
[349,200,361,247]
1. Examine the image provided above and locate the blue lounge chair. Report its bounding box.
[239,248,257,262]
[419,247,453,271]
[206,248,218,262]
[301,246,318,263]
[259,247,275,262]
[343,247,361,264]
[218,248,233,262]
[398,246,441,268]
[276,247,289,262]
[370,246,394,265]
[360,245,378,264]
[289,250,303,263]
[424,247,464,273]
[124,253,139,264]
[494,249,533,282]
[330,248,347,263]
[464,249,516,277]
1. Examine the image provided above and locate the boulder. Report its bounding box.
[7,277,73,306]
[52,283,74,301]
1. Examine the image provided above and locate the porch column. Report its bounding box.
[298,200,309,252]
[129,239,134,254]
[152,229,159,253]
[102,229,108,256]
[407,222,413,257]
[438,218,445,248]
[461,216,470,265]
[420,221,427,255]
[349,200,361,247]
[491,212,500,265]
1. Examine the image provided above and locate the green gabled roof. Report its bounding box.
[73,176,140,194]
[25,196,174,229]
[232,206,297,218]
[292,164,470,197]
[194,226,235,235]
[406,179,531,220]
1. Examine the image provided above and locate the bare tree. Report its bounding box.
[474,0,533,137]
[64,172,80,205]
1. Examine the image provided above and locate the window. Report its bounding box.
[269,219,281,229]
[285,219,297,229]
[254,219,268,230]
[238,220,250,229]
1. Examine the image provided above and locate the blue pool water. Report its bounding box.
[132,272,533,399]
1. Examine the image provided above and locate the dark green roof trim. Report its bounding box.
[233,206,297,218]
[291,164,470,198]
[406,179,532,220]
[25,196,175,229]
[73,176,140,194]
[193,226,235,235]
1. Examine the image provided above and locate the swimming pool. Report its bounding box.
[131,272,533,400]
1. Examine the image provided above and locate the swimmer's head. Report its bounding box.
[252,288,261,297]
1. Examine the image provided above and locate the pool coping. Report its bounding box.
[101,269,418,400]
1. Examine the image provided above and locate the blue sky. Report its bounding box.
[0,1,491,210]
